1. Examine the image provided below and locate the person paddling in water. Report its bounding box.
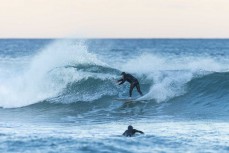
[117,72,143,97]
[123,125,144,137]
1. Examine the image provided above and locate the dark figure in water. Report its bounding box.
[117,72,143,97]
[123,125,144,137]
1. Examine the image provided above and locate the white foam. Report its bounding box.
[120,53,229,102]
[0,40,106,108]
[121,53,229,73]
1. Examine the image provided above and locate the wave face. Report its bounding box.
[0,39,229,119]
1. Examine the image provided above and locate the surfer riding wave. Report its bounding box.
[117,72,143,97]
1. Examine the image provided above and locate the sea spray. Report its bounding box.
[0,40,107,108]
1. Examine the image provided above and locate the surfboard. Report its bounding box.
[114,97,149,103]
[113,98,137,102]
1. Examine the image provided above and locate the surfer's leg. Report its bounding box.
[136,83,143,96]
[129,84,134,97]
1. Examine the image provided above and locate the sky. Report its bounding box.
[0,0,229,38]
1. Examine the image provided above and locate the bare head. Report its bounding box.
[128,125,133,130]
[121,72,126,76]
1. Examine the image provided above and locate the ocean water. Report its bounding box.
[0,39,229,153]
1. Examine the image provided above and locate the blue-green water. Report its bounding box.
[0,39,229,153]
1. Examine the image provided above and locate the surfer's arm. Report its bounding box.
[134,129,144,134]
[117,78,125,85]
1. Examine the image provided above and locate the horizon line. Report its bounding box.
[1,37,229,39]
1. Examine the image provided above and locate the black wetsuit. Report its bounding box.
[118,73,143,97]
[123,125,144,137]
